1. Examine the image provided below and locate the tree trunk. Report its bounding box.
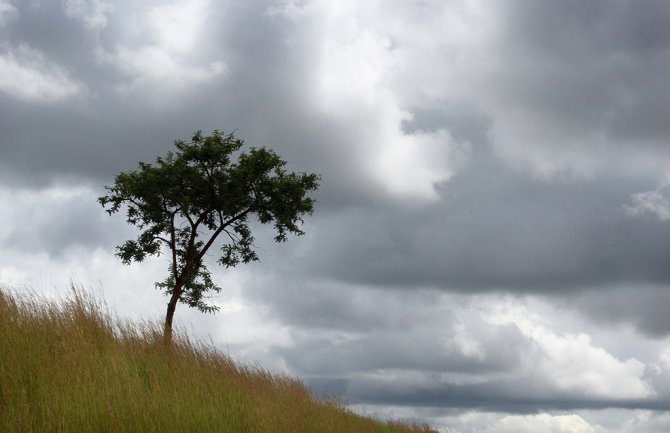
[163,286,182,344]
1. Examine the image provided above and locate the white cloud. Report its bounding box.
[482,413,597,433]
[399,408,670,433]
[402,1,607,182]
[311,2,469,202]
[0,0,17,23]
[625,190,670,221]
[538,331,650,399]
[321,0,670,183]
[101,0,226,93]
[444,320,486,361]
[114,45,225,85]
[266,0,317,20]
[659,348,670,371]
[0,184,105,256]
[371,127,467,202]
[63,0,114,29]
[621,411,670,433]
[145,0,209,56]
[487,301,654,399]
[0,44,83,102]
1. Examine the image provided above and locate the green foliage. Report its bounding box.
[98,130,320,319]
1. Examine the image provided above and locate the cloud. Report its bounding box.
[373,0,670,181]
[0,184,127,258]
[625,190,670,221]
[98,0,226,95]
[0,44,83,102]
[481,413,598,433]
[567,285,670,338]
[486,301,653,400]
[242,280,665,412]
[624,411,670,433]
[290,160,670,294]
[0,0,16,22]
[112,45,225,87]
[63,0,114,29]
[407,408,670,433]
[306,2,469,202]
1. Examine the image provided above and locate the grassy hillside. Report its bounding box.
[0,287,437,433]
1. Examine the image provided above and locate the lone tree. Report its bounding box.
[99,130,320,342]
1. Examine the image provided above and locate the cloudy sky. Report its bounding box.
[2,0,670,431]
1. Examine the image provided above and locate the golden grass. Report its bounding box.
[0,287,437,433]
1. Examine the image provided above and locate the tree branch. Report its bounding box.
[222,227,240,245]
[196,208,252,263]
[119,195,145,211]
[154,236,171,245]
[184,211,196,228]
[169,211,178,280]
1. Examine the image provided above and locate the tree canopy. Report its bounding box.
[99,130,320,341]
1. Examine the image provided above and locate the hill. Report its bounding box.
[0,287,437,433]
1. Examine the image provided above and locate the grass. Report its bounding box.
[0,286,437,433]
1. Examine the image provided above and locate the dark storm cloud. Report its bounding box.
[275,318,528,376]
[347,377,670,413]
[492,0,670,140]
[0,1,258,183]
[1,1,116,84]
[421,0,670,182]
[567,286,670,338]
[0,0,375,205]
[261,151,670,294]
[244,275,667,413]
[2,0,670,178]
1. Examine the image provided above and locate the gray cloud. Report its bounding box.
[239,279,667,414]
[346,378,670,413]
[565,286,670,338]
[0,186,125,257]
[257,152,670,295]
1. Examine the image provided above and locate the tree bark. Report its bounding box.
[163,285,182,344]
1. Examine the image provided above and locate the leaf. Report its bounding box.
[99,129,320,321]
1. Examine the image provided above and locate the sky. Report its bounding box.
[2,0,670,431]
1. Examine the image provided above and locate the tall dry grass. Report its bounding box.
[0,287,437,433]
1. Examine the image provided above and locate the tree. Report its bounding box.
[99,130,320,342]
